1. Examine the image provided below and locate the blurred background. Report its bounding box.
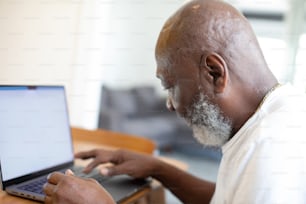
[1,0,305,130]
[1,0,305,203]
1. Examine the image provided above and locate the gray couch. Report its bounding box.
[98,85,222,160]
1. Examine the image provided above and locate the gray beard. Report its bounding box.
[184,94,232,147]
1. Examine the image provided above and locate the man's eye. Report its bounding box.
[161,79,174,91]
[164,86,173,92]
[163,84,170,90]
[162,83,170,90]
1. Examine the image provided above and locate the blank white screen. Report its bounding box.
[0,86,73,181]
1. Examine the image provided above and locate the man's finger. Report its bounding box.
[44,195,52,204]
[47,172,65,184]
[83,160,101,173]
[101,164,128,177]
[43,183,55,196]
[100,167,110,176]
[65,169,75,176]
[75,150,97,159]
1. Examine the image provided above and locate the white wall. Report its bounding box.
[0,0,185,129]
[0,0,80,84]
[70,0,185,128]
[0,0,83,127]
[1,0,304,129]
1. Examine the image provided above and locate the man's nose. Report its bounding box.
[166,97,176,112]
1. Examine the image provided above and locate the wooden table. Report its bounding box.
[0,128,188,204]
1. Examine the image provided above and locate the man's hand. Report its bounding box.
[75,148,215,204]
[75,149,160,178]
[43,170,115,204]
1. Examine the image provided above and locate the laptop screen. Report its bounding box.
[0,86,73,182]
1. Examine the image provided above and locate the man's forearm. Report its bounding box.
[152,160,215,204]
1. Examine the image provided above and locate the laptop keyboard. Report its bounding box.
[17,177,47,194]
[16,169,108,195]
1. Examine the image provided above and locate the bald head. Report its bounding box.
[156,0,274,86]
[158,0,246,51]
[156,0,278,136]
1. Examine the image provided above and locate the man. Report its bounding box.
[43,0,306,203]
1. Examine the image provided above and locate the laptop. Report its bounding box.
[0,85,150,202]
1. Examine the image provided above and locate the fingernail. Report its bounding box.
[65,169,74,175]
[100,168,109,176]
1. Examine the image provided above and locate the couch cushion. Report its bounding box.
[133,86,160,114]
[102,86,137,116]
[121,116,177,148]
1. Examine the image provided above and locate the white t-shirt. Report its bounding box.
[211,84,306,204]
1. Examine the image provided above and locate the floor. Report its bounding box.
[160,150,221,204]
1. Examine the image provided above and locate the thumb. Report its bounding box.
[65,169,75,176]
[100,167,112,176]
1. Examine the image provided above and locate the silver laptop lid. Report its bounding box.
[0,86,73,186]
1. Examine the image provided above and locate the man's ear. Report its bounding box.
[199,53,228,93]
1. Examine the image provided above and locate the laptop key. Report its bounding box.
[17,177,47,194]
